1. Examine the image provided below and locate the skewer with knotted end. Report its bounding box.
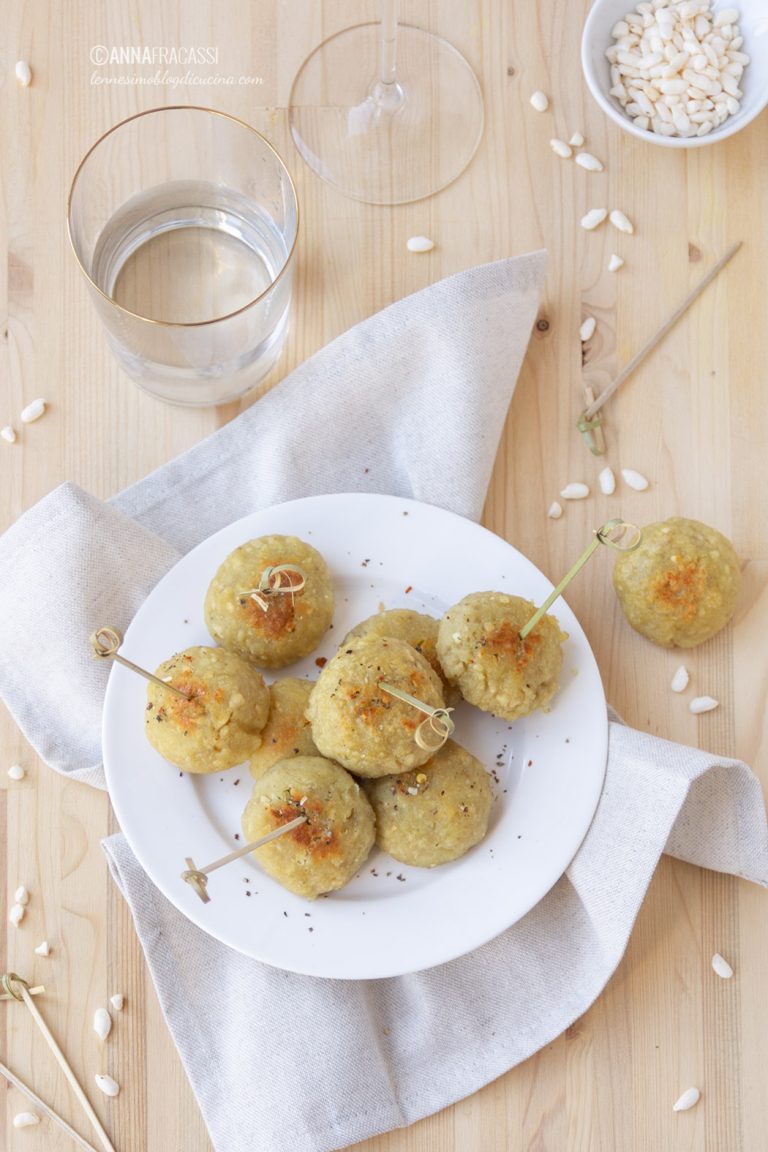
[241,563,307,612]
[519,518,642,640]
[578,241,743,455]
[90,625,191,699]
[377,683,455,752]
[1,973,116,1152]
[182,814,308,903]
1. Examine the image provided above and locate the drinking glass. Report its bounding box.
[288,0,484,204]
[68,106,299,406]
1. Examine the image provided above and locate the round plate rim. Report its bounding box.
[102,493,608,979]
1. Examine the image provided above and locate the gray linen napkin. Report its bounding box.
[1,253,767,1152]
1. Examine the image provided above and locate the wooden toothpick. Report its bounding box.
[0,983,45,1001]
[241,564,307,612]
[182,814,308,903]
[578,384,606,455]
[1,974,116,1152]
[520,519,642,640]
[378,683,455,752]
[578,241,743,453]
[90,625,191,699]
[0,1059,103,1152]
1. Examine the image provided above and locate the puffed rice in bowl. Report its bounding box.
[581,0,768,147]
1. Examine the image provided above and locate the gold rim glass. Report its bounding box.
[67,106,299,406]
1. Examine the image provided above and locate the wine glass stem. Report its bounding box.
[374,0,405,110]
[380,0,397,84]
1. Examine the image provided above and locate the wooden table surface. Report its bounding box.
[2,2,767,1149]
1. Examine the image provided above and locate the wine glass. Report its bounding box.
[288,1,484,204]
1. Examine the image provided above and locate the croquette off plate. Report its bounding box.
[242,756,376,899]
[204,534,334,668]
[144,646,269,773]
[612,517,741,648]
[437,591,567,722]
[307,635,446,778]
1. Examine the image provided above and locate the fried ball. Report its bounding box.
[343,608,460,706]
[307,635,446,778]
[436,591,567,721]
[362,740,494,867]
[204,535,334,668]
[144,646,269,774]
[242,756,375,899]
[249,678,319,780]
[612,517,741,648]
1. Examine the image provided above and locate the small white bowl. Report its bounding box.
[582,0,768,147]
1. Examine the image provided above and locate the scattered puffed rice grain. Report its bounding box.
[671,666,690,693]
[580,316,597,342]
[608,253,624,272]
[93,1008,112,1041]
[15,61,32,87]
[13,1113,40,1128]
[560,483,590,500]
[673,1087,701,1112]
[20,398,46,423]
[1,425,17,443]
[110,993,125,1011]
[7,764,26,780]
[15,885,29,905]
[9,903,25,927]
[550,138,573,158]
[95,1074,120,1098]
[406,235,435,253]
[530,90,549,112]
[34,941,50,957]
[621,468,649,491]
[690,696,719,714]
[575,151,604,171]
[580,208,608,230]
[569,132,585,147]
[712,953,734,979]
[548,501,563,519]
[610,209,635,234]
[598,466,616,495]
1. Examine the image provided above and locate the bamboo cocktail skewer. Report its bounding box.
[1,974,116,1152]
[520,519,642,640]
[182,814,308,903]
[241,563,307,612]
[378,682,455,752]
[0,983,45,1000]
[0,1059,103,1152]
[578,241,743,453]
[90,625,191,699]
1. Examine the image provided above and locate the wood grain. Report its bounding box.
[2,2,766,1150]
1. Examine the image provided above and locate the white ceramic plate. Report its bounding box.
[103,493,607,979]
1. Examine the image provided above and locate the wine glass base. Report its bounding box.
[289,23,484,205]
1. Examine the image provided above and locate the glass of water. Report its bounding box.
[67,106,299,406]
